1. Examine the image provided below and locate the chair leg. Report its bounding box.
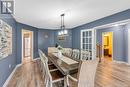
[40,61,43,72]
[64,76,68,87]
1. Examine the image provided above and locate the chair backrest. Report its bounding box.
[38,49,48,62]
[39,52,52,87]
[63,48,72,57]
[44,61,53,87]
[77,59,99,87]
[80,50,90,60]
[38,49,43,60]
[72,49,80,59]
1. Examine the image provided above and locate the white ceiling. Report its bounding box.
[14,0,130,29]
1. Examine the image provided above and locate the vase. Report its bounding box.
[58,50,62,58]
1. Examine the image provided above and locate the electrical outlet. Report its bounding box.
[9,64,11,68]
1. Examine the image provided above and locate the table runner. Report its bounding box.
[52,53,78,65]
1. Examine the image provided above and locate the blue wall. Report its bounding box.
[38,29,55,54]
[124,24,130,62]
[0,15,17,87]
[38,29,72,54]
[16,22,39,64]
[96,26,126,62]
[54,30,72,48]
[72,9,130,49]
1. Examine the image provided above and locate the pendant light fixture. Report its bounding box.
[58,14,68,36]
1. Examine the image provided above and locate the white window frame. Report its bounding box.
[80,29,96,60]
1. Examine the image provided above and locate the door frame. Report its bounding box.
[128,29,130,64]
[102,32,113,61]
[80,29,96,60]
[22,29,33,63]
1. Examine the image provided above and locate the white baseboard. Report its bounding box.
[33,57,40,61]
[113,60,130,65]
[2,64,22,87]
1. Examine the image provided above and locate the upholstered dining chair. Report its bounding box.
[80,50,90,60]
[72,49,80,60]
[41,55,66,87]
[67,59,99,87]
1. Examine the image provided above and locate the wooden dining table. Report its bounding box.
[48,53,79,76]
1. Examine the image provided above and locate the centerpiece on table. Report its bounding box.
[55,43,63,58]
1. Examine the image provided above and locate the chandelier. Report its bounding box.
[58,14,68,36]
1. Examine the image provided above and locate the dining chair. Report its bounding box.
[38,49,45,72]
[38,49,58,72]
[68,48,73,57]
[72,49,80,60]
[80,50,90,60]
[63,48,68,55]
[67,59,99,87]
[39,49,54,65]
[41,57,66,87]
[40,51,64,86]
[63,48,72,57]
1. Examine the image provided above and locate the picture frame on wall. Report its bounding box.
[0,20,12,60]
[57,35,66,41]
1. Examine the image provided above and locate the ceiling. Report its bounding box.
[14,0,130,29]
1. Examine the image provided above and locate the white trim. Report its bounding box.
[94,19,130,30]
[22,30,34,63]
[94,29,97,59]
[32,32,34,60]
[113,60,130,65]
[102,32,113,61]
[16,63,22,67]
[80,29,96,59]
[128,29,130,64]
[2,64,22,87]
[33,57,40,61]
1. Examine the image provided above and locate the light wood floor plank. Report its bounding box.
[7,60,130,87]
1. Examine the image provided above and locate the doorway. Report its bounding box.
[22,29,33,64]
[102,32,113,61]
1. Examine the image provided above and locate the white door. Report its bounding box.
[128,29,130,64]
[81,29,96,60]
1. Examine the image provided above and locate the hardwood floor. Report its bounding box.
[7,60,44,87]
[7,60,130,87]
[95,61,130,87]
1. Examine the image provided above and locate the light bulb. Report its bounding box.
[64,30,68,34]
[58,32,61,35]
[113,24,119,27]
[61,31,63,35]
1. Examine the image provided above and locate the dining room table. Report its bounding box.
[48,52,79,76]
